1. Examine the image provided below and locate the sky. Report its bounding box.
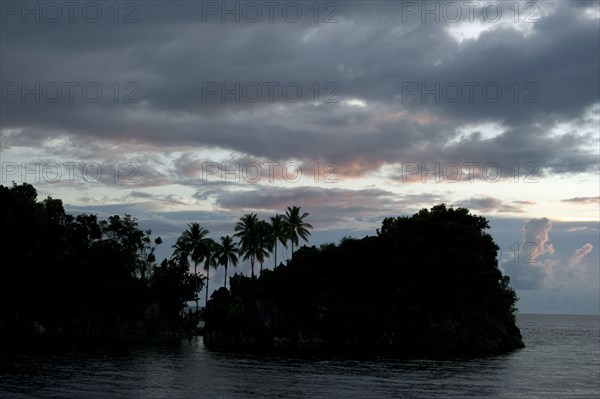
[1,0,599,314]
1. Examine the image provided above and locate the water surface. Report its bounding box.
[1,314,598,398]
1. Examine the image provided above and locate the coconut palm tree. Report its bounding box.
[234,213,261,278]
[177,223,211,311]
[171,237,190,267]
[256,220,272,275]
[170,238,191,317]
[203,238,218,306]
[270,214,288,267]
[283,206,313,259]
[215,235,239,289]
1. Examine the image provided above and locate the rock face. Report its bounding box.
[204,206,525,355]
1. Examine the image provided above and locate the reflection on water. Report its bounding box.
[1,315,598,398]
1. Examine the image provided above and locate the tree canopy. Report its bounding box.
[204,204,523,355]
[0,183,201,334]
[0,183,312,335]
[1,183,521,355]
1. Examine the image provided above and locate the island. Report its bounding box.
[1,182,524,356]
[204,205,524,355]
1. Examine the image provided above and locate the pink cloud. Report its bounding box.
[567,243,594,278]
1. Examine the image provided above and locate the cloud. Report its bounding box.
[523,218,555,256]
[567,243,594,278]
[213,186,395,211]
[191,185,446,232]
[514,200,536,206]
[501,217,556,289]
[565,226,596,232]
[460,196,526,213]
[1,0,599,184]
[562,196,600,205]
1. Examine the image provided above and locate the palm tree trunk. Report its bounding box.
[194,262,199,312]
[274,241,278,267]
[224,263,228,288]
[205,272,209,307]
[251,255,255,278]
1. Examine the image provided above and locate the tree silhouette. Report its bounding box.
[0,183,203,335]
[177,223,211,311]
[152,258,203,326]
[171,238,190,267]
[270,214,288,267]
[234,213,260,278]
[139,232,162,283]
[256,220,273,275]
[215,235,239,289]
[203,238,218,306]
[204,204,524,354]
[282,206,313,259]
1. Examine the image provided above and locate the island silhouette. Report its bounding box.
[1,183,523,355]
[204,205,524,355]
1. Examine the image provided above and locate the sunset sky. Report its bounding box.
[1,0,598,314]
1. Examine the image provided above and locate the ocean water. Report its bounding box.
[0,314,598,398]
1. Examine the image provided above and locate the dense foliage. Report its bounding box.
[204,205,523,355]
[0,183,201,334]
[1,182,522,353]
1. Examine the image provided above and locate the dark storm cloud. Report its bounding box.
[1,0,598,178]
